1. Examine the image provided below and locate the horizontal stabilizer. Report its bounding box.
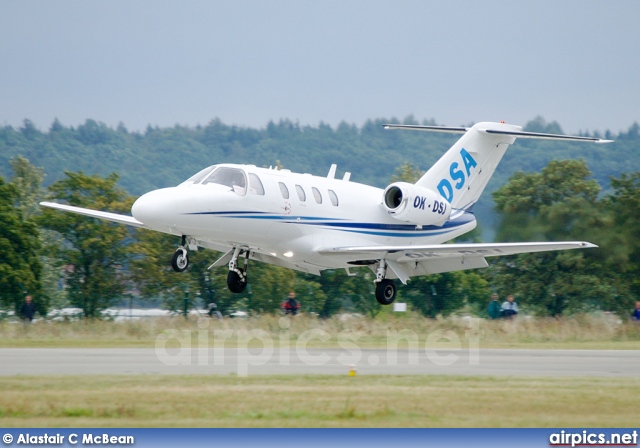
[39,202,145,228]
[383,123,613,143]
[383,124,468,134]
[480,129,613,143]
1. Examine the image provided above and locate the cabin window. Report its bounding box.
[328,189,339,206]
[202,167,246,194]
[248,173,265,195]
[312,187,322,204]
[279,182,290,199]
[295,185,306,201]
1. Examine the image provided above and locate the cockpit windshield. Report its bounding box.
[185,166,216,184]
[183,165,247,194]
[202,167,247,194]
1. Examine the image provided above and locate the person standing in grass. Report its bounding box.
[20,295,36,322]
[282,291,300,316]
[501,294,519,319]
[632,301,640,321]
[487,293,502,319]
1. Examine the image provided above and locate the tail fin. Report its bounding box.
[415,122,517,210]
[384,122,611,211]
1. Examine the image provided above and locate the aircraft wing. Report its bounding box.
[318,241,597,282]
[40,202,145,228]
[319,241,596,259]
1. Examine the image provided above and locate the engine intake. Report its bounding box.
[383,182,451,226]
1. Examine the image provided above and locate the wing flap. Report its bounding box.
[250,252,323,276]
[414,257,489,275]
[40,202,145,228]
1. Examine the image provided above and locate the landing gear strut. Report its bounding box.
[171,236,189,272]
[226,247,249,293]
[374,259,397,305]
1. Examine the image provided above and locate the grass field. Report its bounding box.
[1,313,639,349]
[1,315,638,428]
[0,374,638,427]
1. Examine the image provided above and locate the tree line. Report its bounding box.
[1,115,639,319]
[2,116,639,196]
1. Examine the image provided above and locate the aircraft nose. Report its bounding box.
[131,191,154,224]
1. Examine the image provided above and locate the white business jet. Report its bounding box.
[41,121,610,305]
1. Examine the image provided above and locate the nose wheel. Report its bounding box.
[171,247,189,272]
[170,236,193,272]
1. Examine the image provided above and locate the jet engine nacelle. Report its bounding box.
[383,182,451,226]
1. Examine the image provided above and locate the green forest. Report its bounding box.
[1,116,640,320]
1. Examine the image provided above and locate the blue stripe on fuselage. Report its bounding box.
[182,210,475,237]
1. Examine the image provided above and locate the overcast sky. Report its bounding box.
[1,1,638,134]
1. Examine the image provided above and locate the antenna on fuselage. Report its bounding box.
[327,164,337,179]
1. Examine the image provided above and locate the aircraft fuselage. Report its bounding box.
[131,164,476,274]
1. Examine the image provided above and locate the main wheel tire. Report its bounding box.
[375,279,397,305]
[170,248,188,272]
[227,270,247,293]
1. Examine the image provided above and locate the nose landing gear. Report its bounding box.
[170,236,190,272]
[170,247,189,272]
[170,235,197,272]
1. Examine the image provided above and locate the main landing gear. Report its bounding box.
[226,247,249,293]
[374,259,397,305]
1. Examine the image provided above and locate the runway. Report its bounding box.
[0,348,638,376]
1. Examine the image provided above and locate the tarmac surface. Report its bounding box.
[0,348,638,376]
